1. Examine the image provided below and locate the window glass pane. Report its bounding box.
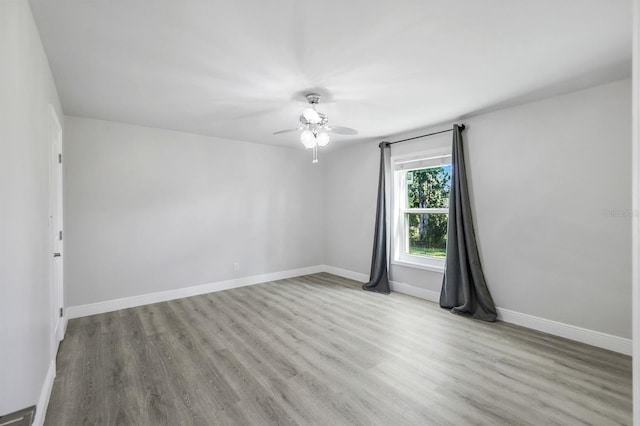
[407,213,448,258]
[406,165,451,209]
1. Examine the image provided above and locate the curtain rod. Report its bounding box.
[385,124,465,146]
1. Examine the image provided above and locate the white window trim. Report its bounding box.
[391,258,446,273]
[390,148,451,272]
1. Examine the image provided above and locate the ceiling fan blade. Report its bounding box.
[327,126,359,135]
[273,127,303,135]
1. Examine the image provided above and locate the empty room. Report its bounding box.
[2,0,640,425]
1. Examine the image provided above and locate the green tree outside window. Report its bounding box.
[406,165,451,257]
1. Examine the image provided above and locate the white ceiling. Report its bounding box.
[30,0,631,148]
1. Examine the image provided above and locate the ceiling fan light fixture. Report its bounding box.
[316,132,330,147]
[300,130,316,149]
[302,107,321,124]
[273,92,358,163]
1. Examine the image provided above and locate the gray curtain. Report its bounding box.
[363,142,391,295]
[440,125,497,321]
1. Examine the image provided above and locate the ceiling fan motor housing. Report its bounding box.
[272,91,357,138]
[305,93,321,104]
[299,113,328,126]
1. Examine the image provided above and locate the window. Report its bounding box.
[392,149,451,271]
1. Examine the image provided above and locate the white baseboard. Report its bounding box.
[322,265,441,302]
[33,360,56,426]
[62,315,68,337]
[496,308,632,355]
[64,263,631,355]
[67,265,324,319]
[389,281,441,303]
[321,265,632,356]
[322,265,369,283]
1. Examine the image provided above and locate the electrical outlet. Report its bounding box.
[233,262,240,271]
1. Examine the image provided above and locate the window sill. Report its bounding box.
[391,259,445,273]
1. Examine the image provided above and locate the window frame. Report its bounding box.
[391,148,452,272]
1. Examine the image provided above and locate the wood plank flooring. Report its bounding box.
[45,273,632,425]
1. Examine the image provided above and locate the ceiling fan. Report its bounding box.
[273,93,359,163]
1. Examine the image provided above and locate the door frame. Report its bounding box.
[48,104,65,356]
[632,0,639,423]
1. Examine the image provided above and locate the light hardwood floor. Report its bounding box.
[45,273,631,425]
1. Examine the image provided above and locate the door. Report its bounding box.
[49,105,64,354]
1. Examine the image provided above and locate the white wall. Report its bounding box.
[64,117,324,307]
[0,0,64,417]
[0,0,630,417]
[325,79,631,339]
